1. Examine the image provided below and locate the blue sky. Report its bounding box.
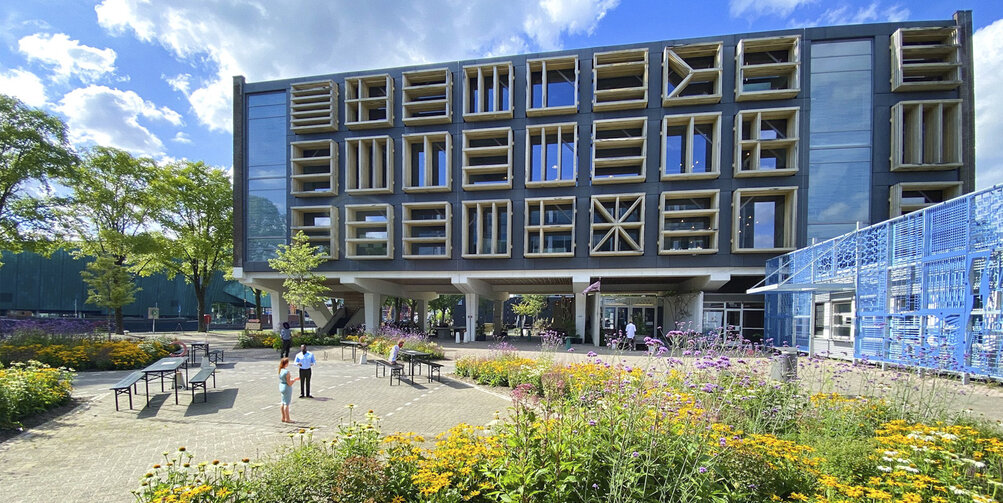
[2,0,1002,187]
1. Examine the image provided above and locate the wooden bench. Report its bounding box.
[423,361,443,383]
[189,361,217,403]
[207,349,224,364]
[110,371,146,410]
[374,359,403,386]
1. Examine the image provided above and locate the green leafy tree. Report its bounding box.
[152,161,233,332]
[0,94,78,265]
[80,252,139,336]
[428,294,462,326]
[57,147,160,334]
[268,231,329,334]
[512,294,547,334]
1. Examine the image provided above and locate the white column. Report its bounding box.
[267,290,289,334]
[592,295,601,346]
[575,292,587,342]
[364,292,381,334]
[417,299,428,331]
[464,292,478,343]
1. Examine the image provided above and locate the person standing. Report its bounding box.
[294,344,316,398]
[279,322,292,358]
[278,357,299,423]
[625,320,637,350]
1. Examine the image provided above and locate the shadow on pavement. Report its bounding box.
[184,388,239,416]
[136,394,170,419]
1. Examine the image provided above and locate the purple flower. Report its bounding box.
[587,351,597,357]
[589,420,597,426]
[699,466,708,474]
[567,348,575,352]
[719,437,727,447]
[631,451,639,458]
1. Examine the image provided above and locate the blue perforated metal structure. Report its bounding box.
[762,185,1003,378]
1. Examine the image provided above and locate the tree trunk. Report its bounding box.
[299,310,305,335]
[254,289,263,320]
[114,307,124,335]
[196,286,207,332]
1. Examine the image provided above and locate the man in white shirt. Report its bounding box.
[389,339,405,364]
[294,344,316,398]
[625,321,637,350]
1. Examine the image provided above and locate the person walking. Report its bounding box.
[278,357,299,423]
[625,320,637,350]
[279,322,292,358]
[294,344,316,398]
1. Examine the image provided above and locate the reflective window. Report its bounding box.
[246,91,288,262]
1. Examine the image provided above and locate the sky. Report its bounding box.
[1,0,1002,188]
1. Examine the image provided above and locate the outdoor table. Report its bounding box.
[399,349,431,378]
[141,357,188,406]
[340,341,359,361]
[189,342,209,365]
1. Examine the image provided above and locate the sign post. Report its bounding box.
[148,307,160,333]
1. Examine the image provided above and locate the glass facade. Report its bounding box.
[246,92,288,262]
[807,40,873,242]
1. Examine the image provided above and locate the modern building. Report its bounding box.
[232,11,976,345]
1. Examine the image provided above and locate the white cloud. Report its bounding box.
[974,18,1003,189]
[56,85,184,156]
[95,0,619,132]
[18,33,116,83]
[164,73,191,94]
[788,2,909,28]
[172,131,192,144]
[0,68,47,107]
[730,0,812,18]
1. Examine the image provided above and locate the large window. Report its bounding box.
[733,187,797,253]
[403,132,451,192]
[891,27,961,92]
[344,74,393,129]
[462,200,511,258]
[246,91,288,262]
[734,107,799,177]
[525,197,575,257]
[527,56,578,116]
[593,49,648,111]
[592,117,647,184]
[526,123,577,187]
[402,68,451,125]
[402,202,451,259]
[659,190,719,255]
[590,193,644,256]
[345,204,393,259]
[462,128,513,190]
[345,136,393,194]
[290,140,337,197]
[662,112,720,180]
[291,205,337,259]
[662,42,722,106]
[463,62,513,121]
[703,301,765,343]
[736,36,800,101]
[890,182,963,217]
[289,80,338,133]
[891,100,962,172]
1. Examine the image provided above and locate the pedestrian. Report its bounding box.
[278,357,299,423]
[294,344,316,398]
[389,339,405,364]
[279,322,292,358]
[625,320,637,350]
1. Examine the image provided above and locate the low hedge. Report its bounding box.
[0,339,169,371]
[238,330,341,350]
[0,361,74,429]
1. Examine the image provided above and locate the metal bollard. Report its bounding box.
[770,347,798,382]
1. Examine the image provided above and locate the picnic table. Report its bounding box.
[141,357,188,406]
[189,342,209,365]
[399,349,430,378]
[340,340,360,361]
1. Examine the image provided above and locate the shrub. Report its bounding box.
[0,361,74,429]
[349,331,445,360]
[237,331,274,349]
[0,339,167,370]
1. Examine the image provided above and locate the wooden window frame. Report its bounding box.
[290,80,338,133]
[401,68,452,125]
[524,197,576,258]
[463,62,514,121]
[291,205,338,259]
[589,193,645,256]
[592,49,649,111]
[732,186,797,254]
[659,190,719,255]
[735,36,800,102]
[890,99,962,172]
[525,122,578,188]
[734,107,799,178]
[403,132,452,193]
[344,204,393,260]
[891,27,962,92]
[402,202,451,259]
[461,199,512,259]
[889,181,962,217]
[591,117,647,185]
[344,74,394,130]
[462,127,513,191]
[290,139,338,197]
[526,56,579,116]
[662,42,723,106]
[345,135,394,194]
[661,112,720,180]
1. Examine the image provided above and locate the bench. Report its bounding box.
[207,349,224,364]
[374,359,403,386]
[110,371,146,410]
[423,361,443,383]
[189,361,217,403]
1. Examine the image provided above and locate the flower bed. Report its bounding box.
[0,339,169,370]
[348,328,445,360]
[237,330,340,350]
[0,361,74,429]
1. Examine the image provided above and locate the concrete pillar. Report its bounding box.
[575,292,587,342]
[364,292,382,334]
[264,290,289,333]
[591,295,601,346]
[417,299,428,331]
[464,292,478,343]
[493,300,504,338]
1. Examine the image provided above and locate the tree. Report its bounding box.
[512,294,547,334]
[152,161,233,332]
[428,294,462,326]
[57,147,160,334]
[0,94,77,265]
[80,252,139,336]
[268,231,329,334]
